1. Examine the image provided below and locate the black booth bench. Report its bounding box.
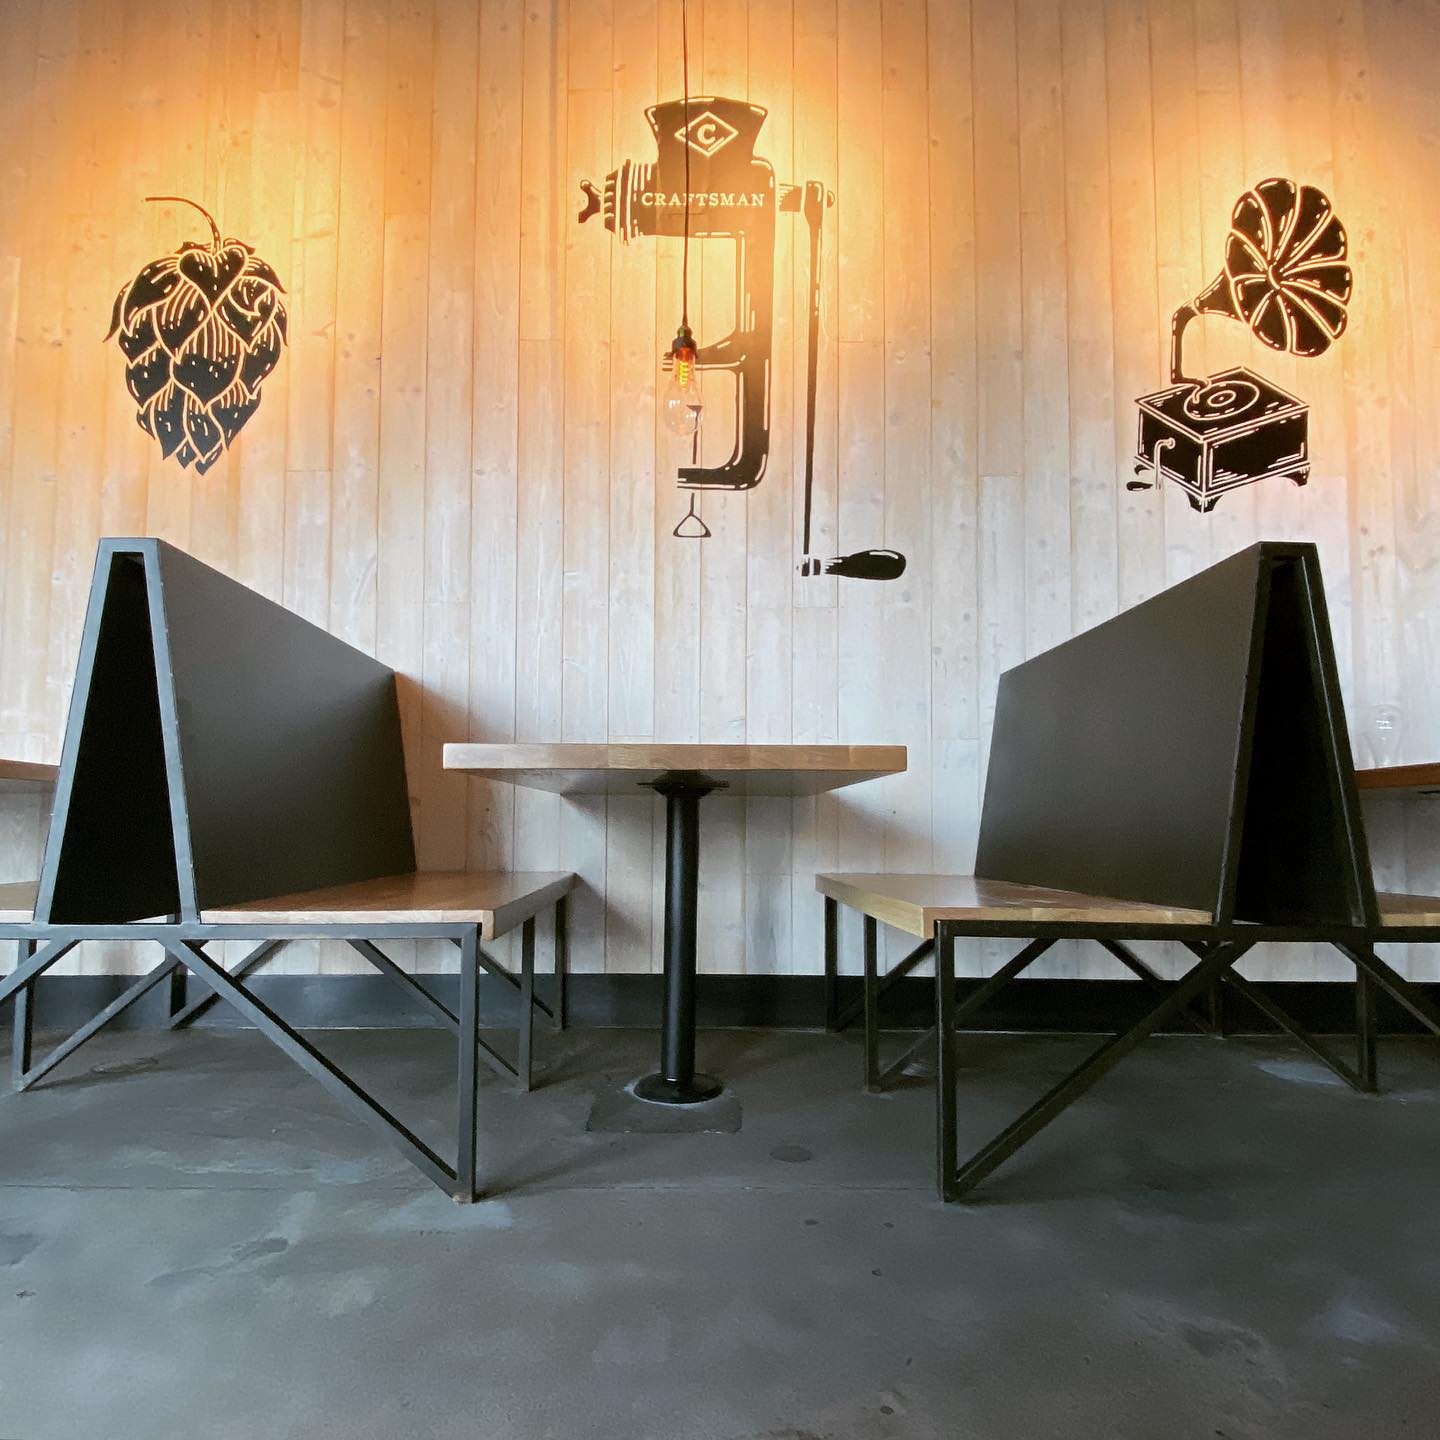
[0,539,574,1202]
[819,542,1440,1201]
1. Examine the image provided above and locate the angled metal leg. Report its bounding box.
[167,965,188,1022]
[954,939,1054,1027]
[1100,940,1214,1036]
[834,936,933,1034]
[862,916,879,1092]
[440,927,545,1089]
[161,939,459,1197]
[0,939,79,1008]
[1338,943,1440,1038]
[876,1028,938,1090]
[169,941,283,1028]
[1214,962,1370,1092]
[823,896,839,1032]
[348,939,459,1033]
[553,894,569,1032]
[1208,978,1227,1037]
[456,929,480,1203]
[14,953,179,1092]
[947,939,1252,1201]
[1356,968,1378,1093]
[1179,940,1371,1092]
[518,917,535,1092]
[11,942,33,1090]
[935,924,957,1202]
[871,937,1055,1093]
[472,942,555,1024]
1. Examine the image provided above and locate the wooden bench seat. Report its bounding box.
[1,874,577,935]
[819,876,1440,937]
[1377,892,1440,928]
[0,759,58,785]
[202,870,575,941]
[0,882,36,923]
[816,873,1212,939]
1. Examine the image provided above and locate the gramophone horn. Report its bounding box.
[1169,177,1351,385]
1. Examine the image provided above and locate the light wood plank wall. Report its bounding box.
[1,0,1439,981]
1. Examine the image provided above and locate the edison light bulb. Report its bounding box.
[661,324,703,436]
[1367,704,1403,769]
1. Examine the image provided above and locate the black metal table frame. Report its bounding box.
[634,775,726,1105]
[822,897,1440,1202]
[0,900,569,1203]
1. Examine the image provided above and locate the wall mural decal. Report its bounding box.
[1130,177,1352,512]
[580,97,905,580]
[105,196,288,475]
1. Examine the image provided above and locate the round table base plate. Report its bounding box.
[632,1072,724,1106]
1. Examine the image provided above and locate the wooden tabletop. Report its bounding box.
[0,758,58,786]
[1356,763,1440,797]
[816,872,1214,938]
[443,743,907,797]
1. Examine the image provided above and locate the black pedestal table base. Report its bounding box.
[633,1071,724,1105]
[634,774,726,1105]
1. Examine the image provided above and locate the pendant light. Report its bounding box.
[660,0,703,438]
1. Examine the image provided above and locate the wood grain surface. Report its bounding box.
[444,743,906,795]
[0,759,57,785]
[816,872,1214,938]
[1357,765,1440,796]
[202,870,576,941]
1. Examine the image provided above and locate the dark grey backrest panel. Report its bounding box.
[152,541,415,908]
[38,539,415,922]
[975,546,1265,916]
[974,541,1375,925]
[40,551,183,923]
[1233,550,1376,927]
[973,541,1267,910]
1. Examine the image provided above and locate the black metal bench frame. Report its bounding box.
[829,907,1440,1201]
[2,908,568,1201]
[0,538,571,1202]
[819,543,1440,1201]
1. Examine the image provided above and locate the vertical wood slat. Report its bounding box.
[927,0,980,899]
[694,0,749,975]
[832,0,888,981]
[879,0,933,978]
[469,0,526,886]
[416,0,479,884]
[788,0,842,974]
[560,0,612,973]
[971,0,1025,977]
[512,0,570,927]
[0,0,1435,984]
[604,0,659,972]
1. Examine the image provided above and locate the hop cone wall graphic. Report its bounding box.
[105,196,287,474]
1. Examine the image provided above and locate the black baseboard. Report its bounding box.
[1,972,1437,1037]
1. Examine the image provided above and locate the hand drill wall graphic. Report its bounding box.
[1130,177,1352,512]
[580,96,905,581]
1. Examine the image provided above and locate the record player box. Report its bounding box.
[1134,365,1310,511]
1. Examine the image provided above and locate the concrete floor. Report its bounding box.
[1,1022,1438,1440]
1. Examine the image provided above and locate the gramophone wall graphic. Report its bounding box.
[1130,177,1352,512]
[579,96,905,581]
[105,196,288,475]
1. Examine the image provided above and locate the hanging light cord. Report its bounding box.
[680,0,691,330]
